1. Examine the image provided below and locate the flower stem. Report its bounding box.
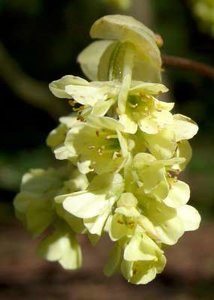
[162,54,214,80]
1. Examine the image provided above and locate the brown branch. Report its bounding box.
[0,42,68,119]
[162,54,214,80]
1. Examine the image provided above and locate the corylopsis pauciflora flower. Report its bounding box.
[14,15,200,285]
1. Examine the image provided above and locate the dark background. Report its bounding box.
[0,0,214,299]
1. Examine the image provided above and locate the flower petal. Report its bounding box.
[177,205,201,231]
[144,129,176,160]
[77,40,115,81]
[38,229,82,270]
[63,191,108,218]
[163,180,190,208]
[84,207,111,235]
[49,75,88,98]
[119,114,138,134]
[130,82,168,95]
[124,233,158,261]
[173,114,199,141]
[90,15,161,82]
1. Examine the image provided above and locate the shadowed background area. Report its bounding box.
[0,0,214,299]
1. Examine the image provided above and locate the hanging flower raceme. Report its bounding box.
[14,15,201,285]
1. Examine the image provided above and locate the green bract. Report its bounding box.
[14,15,200,285]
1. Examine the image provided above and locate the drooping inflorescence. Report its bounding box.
[14,15,201,284]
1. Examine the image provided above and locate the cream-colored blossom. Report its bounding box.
[61,116,129,174]
[121,233,166,284]
[38,225,82,270]
[58,173,124,236]
[14,14,201,285]
[14,168,66,236]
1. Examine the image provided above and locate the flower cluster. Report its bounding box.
[14,15,200,284]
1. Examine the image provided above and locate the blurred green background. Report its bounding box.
[0,0,214,299]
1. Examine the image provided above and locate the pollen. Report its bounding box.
[97,148,104,156]
[117,220,124,225]
[105,134,117,140]
[68,99,76,106]
[88,145,95,150]
[133,269,137,275]
[129,102,138,108]
[77,115,85,122]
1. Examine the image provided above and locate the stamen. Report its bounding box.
[129,102,138,108]
[73,107,80,111]
[88,145,95,150]
[68,100,76,106]
[127,221,135,229]
[117,220,124,225]
[79,105,86,111]
[112,151,120,159]
[97,148,103,156]
[169,170,180,178]
[105,135,117,140]
[115,151,122,158]
[77,115,85,122]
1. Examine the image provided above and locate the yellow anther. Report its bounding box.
[117,220,124,225]
[105,134,117,140]
[77,115,85,122]
[97,148,103,156]
[88,145,95,150]
[68,100,76,106]
[129,102,138,108]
